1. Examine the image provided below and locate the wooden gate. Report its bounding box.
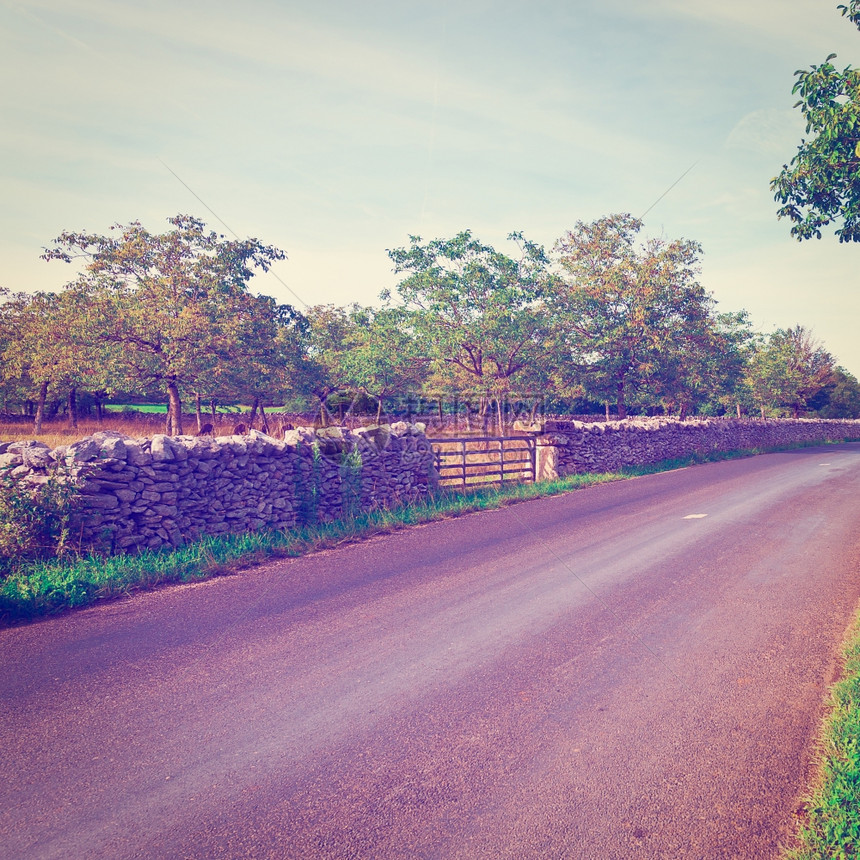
[430,435,537,489]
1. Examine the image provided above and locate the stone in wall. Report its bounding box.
[0,423,437,556]
[534,417,860,479]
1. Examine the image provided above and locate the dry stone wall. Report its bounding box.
[2,417,859,557]
[0,423,435,554]
[534,417,860,479]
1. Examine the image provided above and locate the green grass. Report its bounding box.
[104,404,169,413]
[1,438,857,627]
[0,469,625,626]
[104,404,293,414]
[784,616,860,859]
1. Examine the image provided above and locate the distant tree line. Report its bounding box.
[1,213,858,436]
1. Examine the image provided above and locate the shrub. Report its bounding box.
[0,469,79,576]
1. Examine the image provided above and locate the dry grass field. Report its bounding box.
[0,410,538,449]
[0,413,542,491]
[0,413,312,449]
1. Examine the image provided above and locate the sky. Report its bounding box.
[2,0,859,373]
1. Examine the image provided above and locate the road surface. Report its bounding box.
[3,444,860,859]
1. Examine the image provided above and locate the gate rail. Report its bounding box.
[430,435,537,489]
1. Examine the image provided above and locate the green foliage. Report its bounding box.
[813,366,860,417]
[772,2,860,241]
[294,440,322,527]
[745,326,835,417]
[0,469,79,576]
[41,214,292,434]
[1,211,852,425]
[551,214,716,418]
[0,289,111,432]
[300,304,359,424]
[340,305,426,421]
[387,230,551,401]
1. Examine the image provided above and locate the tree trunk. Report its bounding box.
[615,380,627,420]
[736,403,742,419]
[343,392,359,427]
[34,380,49,435]
[317,395,330,427]
[166,380,183,435]
[480,397,490,435]
[195,391,204,432]
[67,387,78,429]
[376,395,384,423]
[679,402,689,421]
[210,398,217,426]
[249,397,259,430]
[259,401,269,435]
[496,397,504,436]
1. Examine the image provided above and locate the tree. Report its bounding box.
[745,326,835,417]
[651,310,756,419]
[340,305,426,422]
[387,231,550,433]
[0,289,115,433]
[771,2,860,241]
[551,214,713,419]
[199,295,306,431]
[0,290,29,415]
[301,304,358,425]
[809,365,860,417]
[42,215,288,435]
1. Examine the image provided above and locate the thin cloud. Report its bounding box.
[2,0,95,53]
[641,0,858,53]
[725,108,805,157]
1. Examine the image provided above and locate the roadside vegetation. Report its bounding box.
[0,465,626,625]
[0,469,78,578]
[786,616,860,859]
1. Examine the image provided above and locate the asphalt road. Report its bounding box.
[3,444,860,859]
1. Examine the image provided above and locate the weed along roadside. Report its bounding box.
[783,615,860,860]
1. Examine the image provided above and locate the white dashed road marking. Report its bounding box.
[683,514,708,519]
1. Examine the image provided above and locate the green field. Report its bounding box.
[105,404,168,414]
[105,404,252,414]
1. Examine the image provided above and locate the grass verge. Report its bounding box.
[0,469,624,626]
[0,439,855,627]
[784,615,860,859]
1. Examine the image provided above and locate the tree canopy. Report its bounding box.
[41,215,291,434]
[1,212,854,430]
[386,231,551,430]
[551,214,712,418]
[772,1,860,241]
[745,326,835,417]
